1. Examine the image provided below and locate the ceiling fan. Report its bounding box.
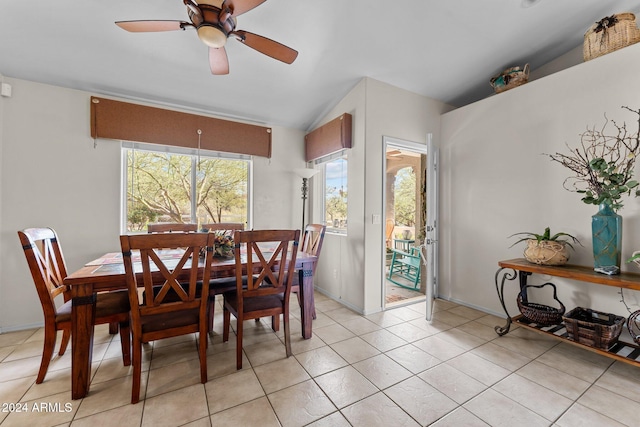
[115,0,298,75]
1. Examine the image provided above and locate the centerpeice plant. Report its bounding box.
[545,106,640,211]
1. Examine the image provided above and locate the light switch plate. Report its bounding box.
[1,83,11,97]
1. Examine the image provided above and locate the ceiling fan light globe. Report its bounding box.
[197,25,227,48]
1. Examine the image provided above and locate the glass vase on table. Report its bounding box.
[592,203,622,274]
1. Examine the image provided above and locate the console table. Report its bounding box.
[495,258,640,366]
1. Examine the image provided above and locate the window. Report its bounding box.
[122,143,251,233]
[318,153,348,234]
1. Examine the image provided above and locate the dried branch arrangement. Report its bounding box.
[546,106,640,210]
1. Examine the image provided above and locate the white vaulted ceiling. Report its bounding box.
[1,0,640,130]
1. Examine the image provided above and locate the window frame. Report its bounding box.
[121,141,253,233]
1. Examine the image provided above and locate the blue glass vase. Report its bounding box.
[592,203,622,272]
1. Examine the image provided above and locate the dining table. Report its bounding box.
[63,247,317,400]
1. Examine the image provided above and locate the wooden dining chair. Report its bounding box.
[143,221,200,307]
[147,223,198,233]
[18,227,131,384]
[120,232,214,404]
[201,223,245,332]
[223,229,300,369]
[291,224,326,319]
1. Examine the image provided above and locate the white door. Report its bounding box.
[424,134,438,321]
[382,136,438,311]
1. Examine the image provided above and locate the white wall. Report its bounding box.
[440,42,640,319]
[362,79,451,313]
[7,44,637,330]
[0,78,303,332]
[312,78,451,314]
[310,80,367,312]
[0,75,5,325]
[253,125,306,230]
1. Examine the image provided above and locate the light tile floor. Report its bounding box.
[2,294,640,426]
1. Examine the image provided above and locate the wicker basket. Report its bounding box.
[490,64,530,93]
[627,309,640,345]
[563,307,625,350]
[584,13,640,61]
[517,282,565,326]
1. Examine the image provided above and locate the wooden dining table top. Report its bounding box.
[64,248,317,291]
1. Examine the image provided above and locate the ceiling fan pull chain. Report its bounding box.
[197,129,202,167]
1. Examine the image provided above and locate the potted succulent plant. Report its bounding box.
[509,227,581,266]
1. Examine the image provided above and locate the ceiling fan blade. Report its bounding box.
[209,47,230,75]
[223,0,266,16]
[115,20,191,32]
[232,30,298,64]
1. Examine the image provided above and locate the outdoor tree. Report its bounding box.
[395,167,416,226]
[326,186,347,227]
[196,158,247,223]
[126,151,247,231]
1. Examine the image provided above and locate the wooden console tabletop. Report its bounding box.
[498,258,640,291]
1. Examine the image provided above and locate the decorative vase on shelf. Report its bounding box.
[592,203,622,273]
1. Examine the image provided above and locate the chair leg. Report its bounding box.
[199,327,208,384]
[284,310,291,358]
[271,315,280,332]
[108,322,118,335]
[295,290,302,310]
[208,295,215,333]
[58,328,70,356]
[131,336,142,404]
[37,323,58,384]
[223,307,231,342]
[119,321,131,366]
[236,317,243,370]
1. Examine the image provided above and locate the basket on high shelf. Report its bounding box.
[490,64,530,94]
[583,13,640,61]
[563,307,625,350]
[517,282,565,326]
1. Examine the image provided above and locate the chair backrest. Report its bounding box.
[233,229,300,300]
[120,232,214,322]
[300,224,326,277]
[300,224,326,258]
[147,223,198,233]
[201,223,244,232]
[18,227,69,320]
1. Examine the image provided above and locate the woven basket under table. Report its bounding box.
[563,307,625,350]
[517,282,565,326]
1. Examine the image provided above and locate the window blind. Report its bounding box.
[304,113,352,162]
[90,96,272,158]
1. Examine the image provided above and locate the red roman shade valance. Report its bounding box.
[304,113,352,162]
[90,96,272,158]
